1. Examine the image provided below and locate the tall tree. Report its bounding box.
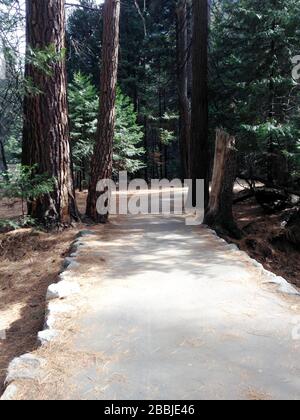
[176,0,191,180]
[0,0,23,173]
[190,0,210,207]
[211,0,300,188]
[86,0,121,222]
[67,0,181,181]
[22,0,78,226]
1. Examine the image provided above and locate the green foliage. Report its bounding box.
[67,0,180,179]
[68,72,98,177]
[68,73,145,178]
[4,116,22,163]
[0,216,36,230]
[27,44,66,77]
[0,165,54,216]
[211,0,300,184]
[0,1,23,167]
[114,88,145,174]
[159,128,176,146]
[66,0,103,86]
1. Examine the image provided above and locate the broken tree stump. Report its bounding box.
[204,129,242,239]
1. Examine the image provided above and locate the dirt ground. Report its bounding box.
[0,192,88,395]
[232,198,300,288]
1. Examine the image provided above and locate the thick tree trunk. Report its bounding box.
[86,0,120,222]
[176,0,191,180]
[190,0,210,208]
[204,130,242,239]
[22,0,78,227]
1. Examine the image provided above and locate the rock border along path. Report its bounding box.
[0,230,94,400]
[1,217,299,400]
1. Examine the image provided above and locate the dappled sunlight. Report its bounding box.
[0,303,25,332]
[30,211,296,400]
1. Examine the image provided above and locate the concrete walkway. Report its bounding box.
[4,213,300,400]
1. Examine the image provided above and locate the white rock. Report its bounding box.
[63,257,80,270]
[66,260,80,271]
[44,315,56,329]
[264,275,300,296]
[38,329,58,346]
[5,354,45,385]
[226,244,239,252]
[46,280,80,300]
[77,230,95,237]
[73,240,85,248]
[251,259,264,270]
[59,271,75,281]
[278,282,300,296]
[238,251,250,259]
[0,384,18,400]
[46,301,74,316]
[45,301,75,328]
[262,269,277,280]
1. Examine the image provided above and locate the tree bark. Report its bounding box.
[0,136,7,172]
[86,0,120,222]
[190,0,210,208]
[176,0,191,180]
[204,129,242,239]
[285,209,300,248]
[22,0,78,227]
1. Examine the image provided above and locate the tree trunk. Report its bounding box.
[86,0,120,222]
[204,129,242,239]
[285,210,300,248]
[0,136,7,172]
[176,0,191,180]
[22,0,78,227]
[190,0,210,208]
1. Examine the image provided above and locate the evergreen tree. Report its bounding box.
[0,0,23,171]
[211,0,300,187]
[68,72,98,190]
[22,0,78,226]
[67,0,103,86]
[114,88,145,174]
[67,0,180,180]
[68,73,145,183]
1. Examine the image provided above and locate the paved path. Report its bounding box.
[5,213,300,400]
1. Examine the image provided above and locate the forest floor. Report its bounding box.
[0,192,88,395]
[0,188,299,399]
[232,198,300,288]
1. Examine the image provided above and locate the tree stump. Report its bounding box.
[285,209,300,248]
[204,129,242,239]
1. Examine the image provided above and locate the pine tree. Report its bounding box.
[68,72,98,190]
[22,0,78,226]
[68,74,145,184]
[114,88,145,174]
[67,0,181,180]
[190,0,210,207]
[66,0,103,86]
[211,0,300,187]
[0,0,23,172]
[86,0,121,222]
